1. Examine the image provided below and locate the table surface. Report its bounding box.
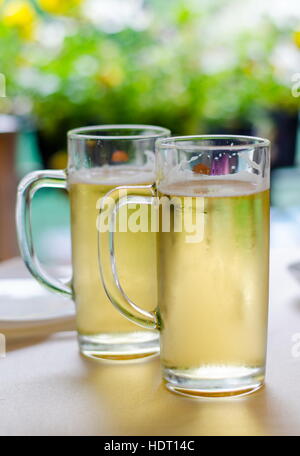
[0,250,300,436]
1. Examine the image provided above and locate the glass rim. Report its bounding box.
[156,135,271,151]
[68,124,171,140]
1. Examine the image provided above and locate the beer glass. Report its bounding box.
[99,135,270,396]
[16,124,170,359]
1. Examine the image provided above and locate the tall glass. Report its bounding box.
[16,124,170,359]
[99,135,270,396]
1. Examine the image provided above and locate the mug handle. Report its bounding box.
[98,184,158,329]
[16,170,72,297]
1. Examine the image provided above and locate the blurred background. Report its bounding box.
[0,0,299,263]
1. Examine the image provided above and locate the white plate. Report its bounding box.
[0,279,75,339]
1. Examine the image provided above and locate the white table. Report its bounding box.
[0,251,300,436]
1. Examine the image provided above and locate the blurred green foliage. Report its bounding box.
[0,0,299,153]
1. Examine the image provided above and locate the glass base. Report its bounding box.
[164,365,265,398]
[78,331,159,361]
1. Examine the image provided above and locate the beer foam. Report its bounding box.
[69,166,155,185]
[158,176,269,198]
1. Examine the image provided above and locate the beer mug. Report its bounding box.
[99,135,270,396]
[16,124,170,359]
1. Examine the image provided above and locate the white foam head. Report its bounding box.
[69,166,155,185]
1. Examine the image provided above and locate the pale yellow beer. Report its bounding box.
[69,168,157,352]
[16,124,170,359]
[97,134,270,394]
[157,179,269,385]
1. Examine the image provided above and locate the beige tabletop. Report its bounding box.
[0,250,300,436]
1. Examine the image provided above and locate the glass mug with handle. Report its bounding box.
[99,135,270,396]
[16,124,170,360]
